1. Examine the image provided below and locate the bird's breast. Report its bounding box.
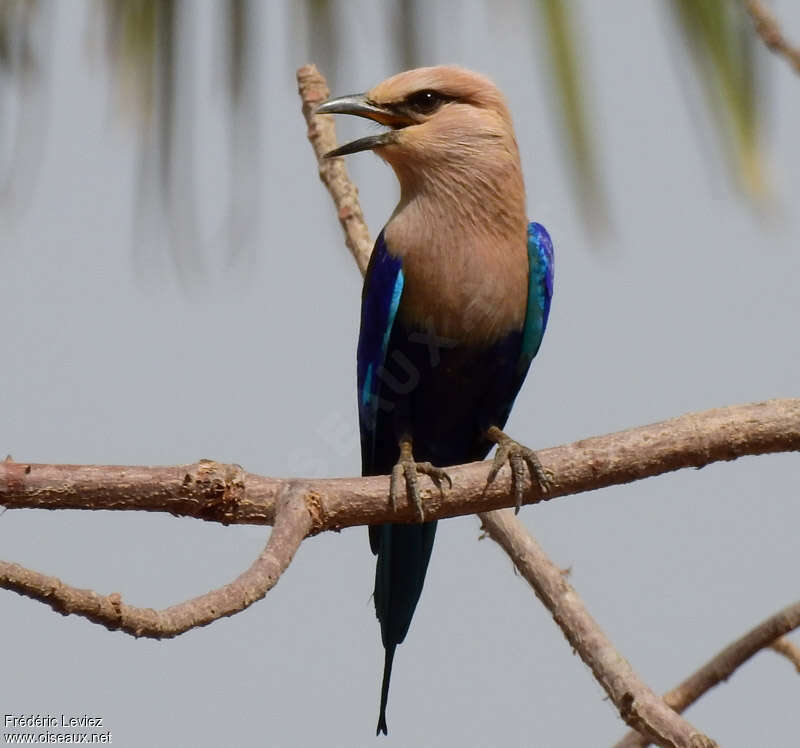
[384,180,530,345]
[393,238,528,346]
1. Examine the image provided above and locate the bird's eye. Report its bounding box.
[404,90,446,115]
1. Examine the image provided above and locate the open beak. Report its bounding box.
[315,93,407,158]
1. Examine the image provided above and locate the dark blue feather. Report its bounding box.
[357,231,404,473]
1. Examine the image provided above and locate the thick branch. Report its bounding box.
[614,600,800,747]
[2,399,798,530]
[0,485,311,637]
[481,509,716,748]
[746,0,800,75]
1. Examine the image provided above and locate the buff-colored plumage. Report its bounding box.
[368,66,529,344]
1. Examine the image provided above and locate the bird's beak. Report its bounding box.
[315,93,407,158]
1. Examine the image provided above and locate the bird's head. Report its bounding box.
[318,67,529,341]
[316,66,520,188]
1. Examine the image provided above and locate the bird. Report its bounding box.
[316,66,554,735]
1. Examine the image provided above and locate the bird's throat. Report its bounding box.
[384,170,529,346]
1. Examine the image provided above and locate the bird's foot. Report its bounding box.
[485,426,551,514]
[389,438,452,521]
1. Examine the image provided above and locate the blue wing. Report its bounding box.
[516,221,554,384]
[357,230,405,472]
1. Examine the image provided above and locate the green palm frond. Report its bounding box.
[1,0,51,217]
[0,0,38,74]
[306,0,337,83]
[537,0,608,231]
[225,0,260,266]
[101,0,160,125]
[227,0,246,106]
[1,0,782,266]
[397,0,420,69]
[671,0,766,199]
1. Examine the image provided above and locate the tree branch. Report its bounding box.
[297,64,373,274]
[3,399,798,529]
[614,600,800,747]
[746,0,800,75]
[0,484,311,637]
[480,509,716,748]
[770,636,800,673]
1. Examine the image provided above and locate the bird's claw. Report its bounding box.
[485,426,550,514]
[389,445,451,521]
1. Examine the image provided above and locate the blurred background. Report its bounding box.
[1,1,798,746]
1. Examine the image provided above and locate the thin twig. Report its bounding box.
[480,509,716,748]
[746,0,800,75]
[614,600,800,747]
[771,636,800,673]
[0,485,311,637]
[297,64,373,274]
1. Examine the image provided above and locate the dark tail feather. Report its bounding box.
[372,521,436,735]
[376,643,396,736]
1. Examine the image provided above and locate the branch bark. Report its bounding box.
[614,600,800,747]
[2,399,798,530]
[481,509,716,748]
[0,484,311,638]
[770,636,800,673]
[746,0,800,75]
[297,65,373,274]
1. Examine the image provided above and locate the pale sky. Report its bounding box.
[2,2,799,746]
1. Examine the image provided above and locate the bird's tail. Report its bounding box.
[376,643,396,736]
[371,520,437,735]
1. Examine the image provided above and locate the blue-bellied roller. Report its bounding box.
[316,66,554,735]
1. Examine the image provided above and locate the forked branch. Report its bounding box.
[1,485,311,638]
[481,509,717,748]
[614,601,800,747]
